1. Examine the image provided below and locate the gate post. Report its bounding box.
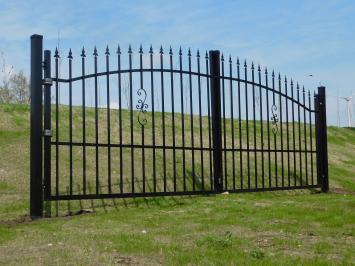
[30,34,43,218]
[209,50,223,192]
[315,86,329,192]
[43,50,52,216]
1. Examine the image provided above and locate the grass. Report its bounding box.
[0,103,354,265]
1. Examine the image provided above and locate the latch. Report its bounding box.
[43,129,52,137]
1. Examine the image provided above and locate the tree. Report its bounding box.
[9,71,30,103]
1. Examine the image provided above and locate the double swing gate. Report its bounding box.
[30,35,328,217]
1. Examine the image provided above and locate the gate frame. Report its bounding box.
[30,35,330,217]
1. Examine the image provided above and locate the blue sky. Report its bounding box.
[0,0,354,125]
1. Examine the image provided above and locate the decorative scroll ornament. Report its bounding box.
[136,88,148,126]
[271,104,279,134]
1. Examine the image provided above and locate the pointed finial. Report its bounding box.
[160,45,163,54]
[139,44,143,54]
[237,57,240,66]
[93,46,98,56]
[290,79,293,86]
[169,46,173,55]
[229,55,232,63]
[149,45,153,54]
[68,48,73,59]
[188,48,191,57]
[244,60,247,67]
[265,67,268,75]
[197,49,200,58]
[258,65,261,72]
[221,53,224,61]
[251,62,254,70]
[278,73,281,80]
[81,47,86,57]
[105,45,110,55]
[297,83,300,90]
[205,51,208,59]
[302,86,305,93]
[284,76,287,83]
[272,70,275,77]
[179,46,182,56]
[308,90,311,96]
[116,44,121,54]
[54,47,59,58]
[128,45,132,54]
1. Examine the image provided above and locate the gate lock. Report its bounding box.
[43,78,53,86]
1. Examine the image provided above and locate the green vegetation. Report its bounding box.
[0,103,354,265]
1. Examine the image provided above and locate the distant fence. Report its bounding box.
[30,34,329,217]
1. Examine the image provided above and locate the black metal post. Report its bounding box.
[316,86,329,192]
[209,50,223,192]
[30,34,43,218]
[43,50,52,216]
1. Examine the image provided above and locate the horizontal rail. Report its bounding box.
[52,141,316,153]
[45,185,321,201]
[52,68,316,112]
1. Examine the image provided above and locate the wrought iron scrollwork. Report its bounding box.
[271,104,279,134]
[136,88,148,126]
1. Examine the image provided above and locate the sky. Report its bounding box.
[0,0,354,126]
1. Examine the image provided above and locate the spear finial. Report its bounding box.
[188,48,191,57]
[229,55,232,63]
[149,45,153,54]
[179,46,182,56]
[237,57,240,66]
[81,47,86,57]
[54,47,59,58]
[197,49,200,58]
[169,46,173,55]
[251,61,254,70]
[160,45,163,54]
[128,45,132,54]
[116,44,121,54]
[105,45,110,56]
[205,51,208,59]
[93,46,98,56]
[139,44,143,54]
[68,48,73,59]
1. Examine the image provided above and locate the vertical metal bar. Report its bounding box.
[30,34,43,217]
[245,61,250,189]
[139,46,146,193]
[229,56,236,190]
[316,86,329,192]
[291,80,297,186]
[117,46,123,193]
[93,47,99,194]
[169,47,177,192]
[252,63,257,188]
[150,46,157,192]
[81,48,86,195]
[285,77,290,187]
[54,48,59,197]
[206,52,213,191]
[188,49,195,190]
[265,69,271,188]
[237,59,243,189]
[68,49,73,195]
[278,74,284,188]
[309,91,314,185]
[160,46,167,192]
[221,54,227,190]
[297,84,302,185]
[128,46,134,193]
[209,50,223,192]
[105,46,112,193]
[303,87,308,185]
[179,48,186,191]
[258,66,264,188]
[315,93,320,186]
[272,71,278,187]
[197,50,204,190]
[43,50,51,200]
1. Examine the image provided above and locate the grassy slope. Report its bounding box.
[0,103,354,265]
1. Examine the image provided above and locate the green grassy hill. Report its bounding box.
[0,104,354,265]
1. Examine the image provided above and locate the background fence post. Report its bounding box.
[315,86,329,192]
[30,34,43,218]
[43,50,52,217]
[209,50,223,192]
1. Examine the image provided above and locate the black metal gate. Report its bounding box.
[30,35,329,217]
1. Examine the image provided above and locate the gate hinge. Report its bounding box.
[43,78,53,86]
[43,129,52,137]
